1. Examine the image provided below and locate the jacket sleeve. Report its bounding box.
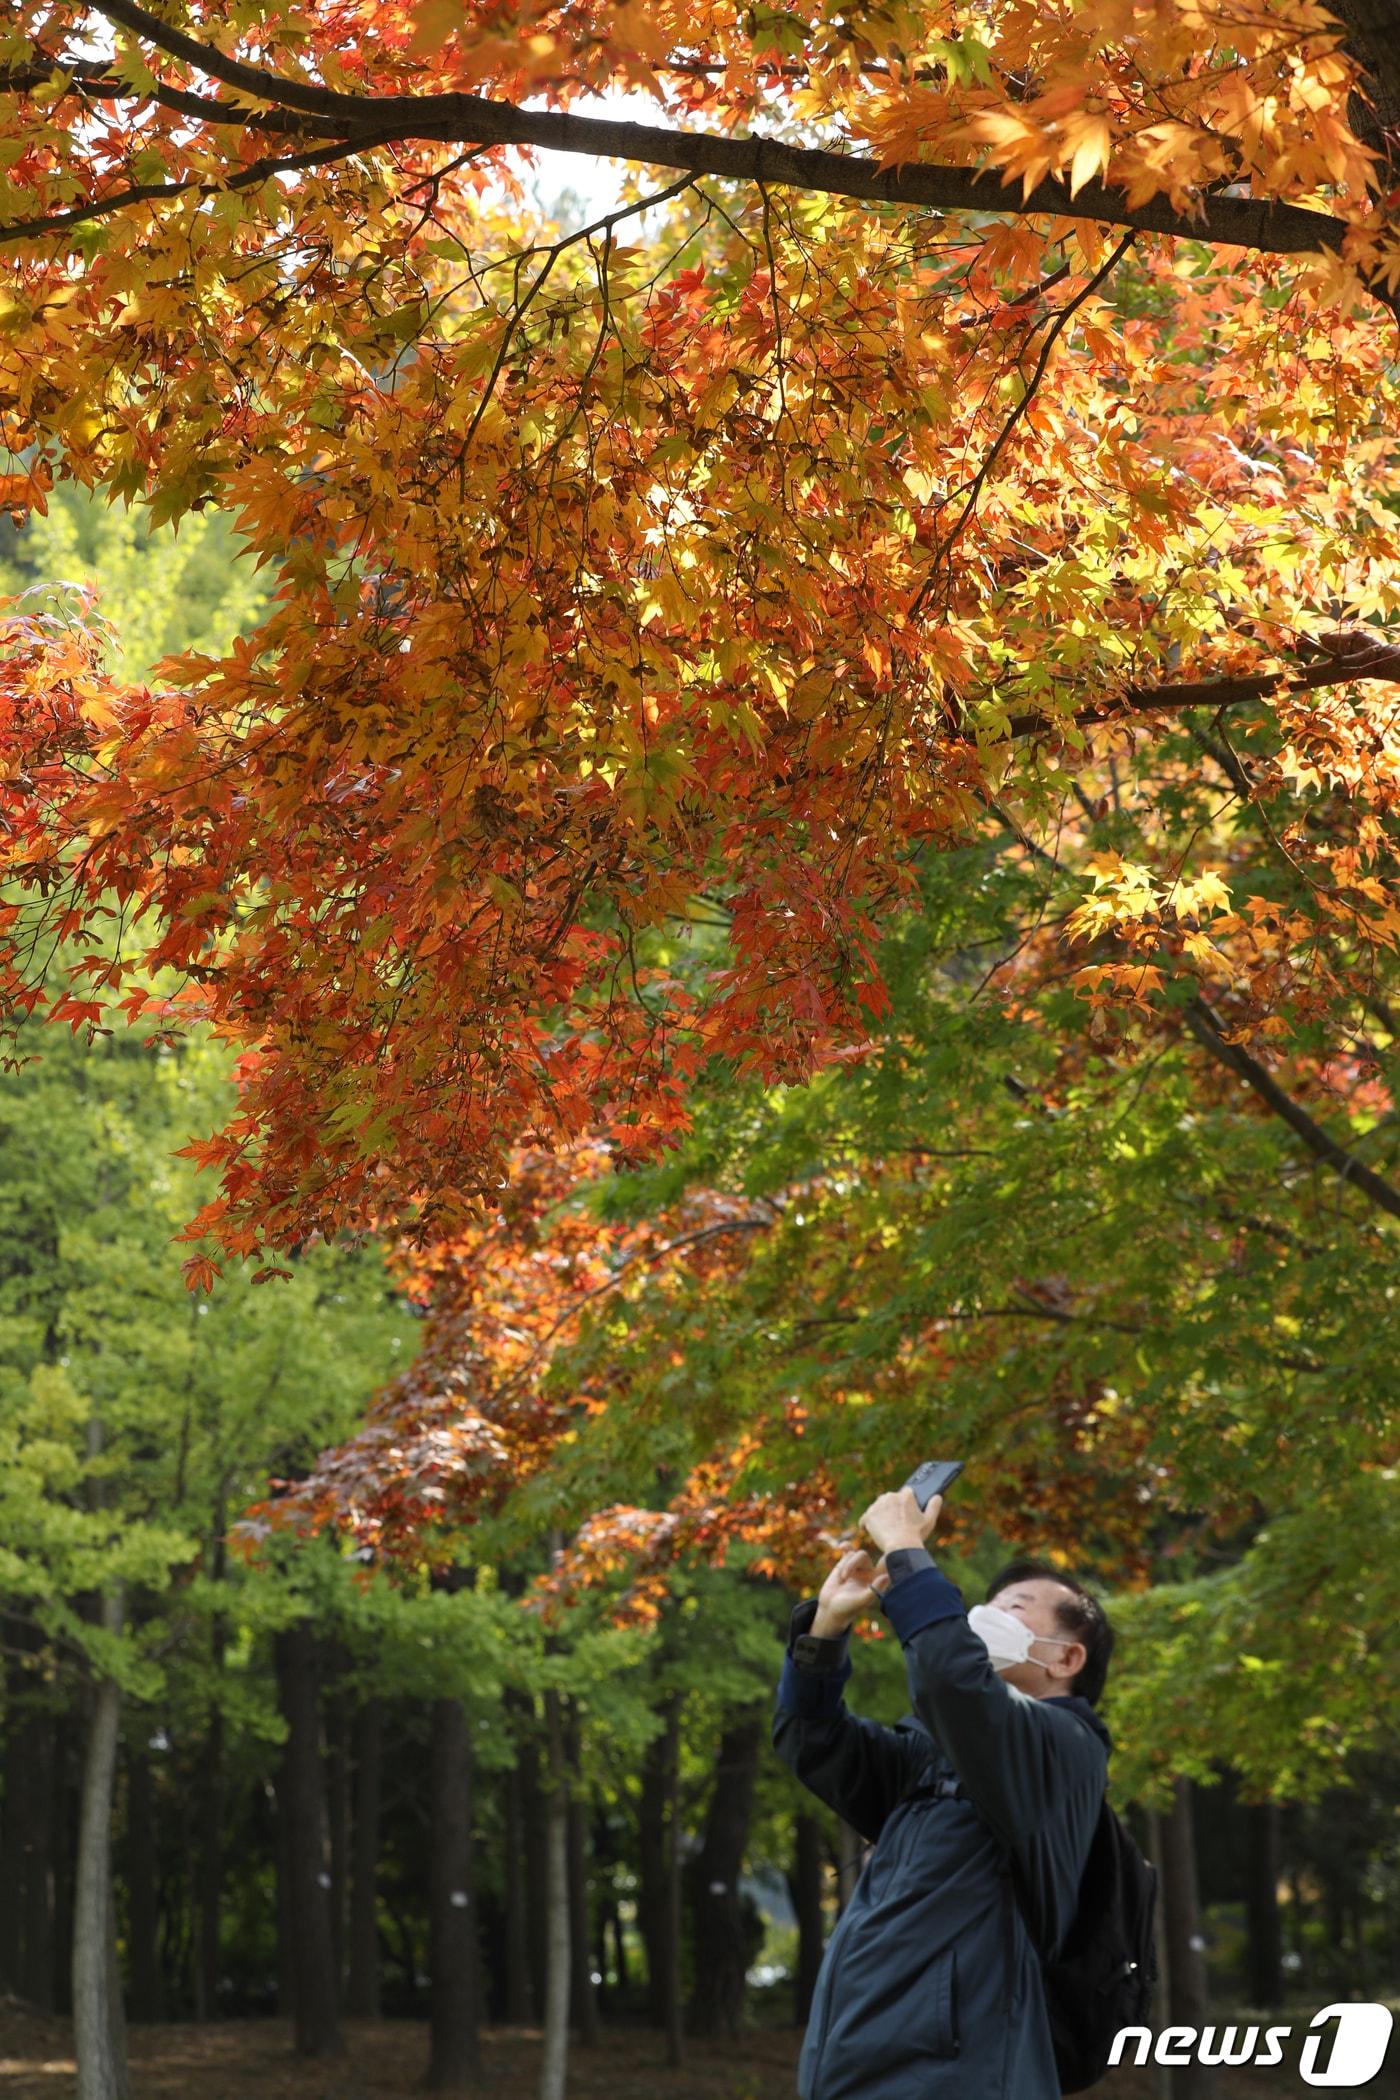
[771,1598,921,1844]
[879,1552,1108,1952]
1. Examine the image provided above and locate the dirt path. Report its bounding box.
[0,2005,1380,2097]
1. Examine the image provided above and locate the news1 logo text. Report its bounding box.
[1109,2003,1394,2086]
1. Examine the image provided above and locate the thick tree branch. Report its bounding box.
[1328,0,1400,160]
[62,0,1367,278]
[989,646,1400,742]
[1187,720,1256,801]
[1183,994,1400,1221]
[0,128,408,244]
[0,54,327,135]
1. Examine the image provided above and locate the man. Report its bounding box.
[773,1485,1116,2100]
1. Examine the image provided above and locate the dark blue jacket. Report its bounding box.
[773,1547,1110,2100]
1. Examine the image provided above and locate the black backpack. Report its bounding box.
[1012,1794,1160,2094]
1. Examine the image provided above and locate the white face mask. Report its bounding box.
[967,1601,1078,1673]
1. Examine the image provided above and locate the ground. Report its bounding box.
[0,2004,1363,2097]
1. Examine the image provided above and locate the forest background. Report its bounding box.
[2,1,1400,2097]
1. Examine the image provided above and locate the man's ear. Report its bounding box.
[1052,1640,1087,1683]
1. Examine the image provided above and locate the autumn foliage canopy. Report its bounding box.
[3,0,1400,1257]
[4,2,1400,1711]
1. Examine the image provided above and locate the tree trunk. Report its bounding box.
[662,1693,685,2071]
[346,1696,383,2019]
[53,1719,78,2017]
[1244,1800,1283,2010]
[191,1700,223,2023]
[1332,0,1400,152]
[0,1752,17,1994]
[638,1686,686,2062]
[19,1701,56,2011]
[501,1701,532,2024]
[686,1715,762,2041]
[0,1620,34,1994]
[324,1665,350,2008]
[274,1769,295,2019]
[195,1495,227,2023]
[788,1812,824,2026]
[273,1623,343,2057]
[73,1586,131,2100]
[564,1698,599,2044]
[637,1712,667,2028]
[539,1685,571,2100]
[513,1689,549,2024]
[611,1906,629,1993]
[123,1734,163,2022]
[1159,1776,1215,2100]
[1,1626,57,2012]
[1143,1808,1172,2100]
[427,1693,483,2091]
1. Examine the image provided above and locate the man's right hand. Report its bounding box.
[811,1548,891,1638]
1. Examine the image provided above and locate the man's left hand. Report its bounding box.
[859,1486,942,1554]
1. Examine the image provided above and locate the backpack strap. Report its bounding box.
[899,1767,967,1806]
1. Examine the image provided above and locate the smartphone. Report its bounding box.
[903,1459,965,1509]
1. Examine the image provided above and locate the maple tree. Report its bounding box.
[2,0,1400,1287]
[6,0,1400,1982]
[6,0,1399,1789]
[265,830,1397,1797]
[3,0,1399,1866]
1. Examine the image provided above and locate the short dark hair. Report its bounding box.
[986,1558,1115,1707]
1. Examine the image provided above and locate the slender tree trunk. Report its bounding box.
[1159,1777,1215,2100]
[324,1666,350,2008]
[788,1812,824,2025]
[73,1584,131,2100]
[0,1758,17,1994]
[637,1715,668,2027]
[638,1685,686,2063]
[539,1685,571,2100]
[662,1693,685,2071]
[427,1693,483,2090]
[124,1734,163,2021]
[564,1698,599,2044]
[193,1700,223,2022]
[195,1497,227,2023]
[1,1630,57,2011]
[0,1620,34,1993]
[638,1690,685,2045]
[687,1715,762,2040]
[1244,1800,1283,2009]
[512,1689,549,2024]
[501,1706,532,2024]
[54,1723,79,2018]
[18,1701,56,2011]
[273,1623,343,2057]
[1144,1808,1173,2100]
[274,1770,295,2019]
[1287,1862,1307,1958]
[609,1906,628,1994]
[346,1697,383,2019]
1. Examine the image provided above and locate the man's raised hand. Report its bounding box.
[812,1548,891,1637]
[859,1485,943,1556]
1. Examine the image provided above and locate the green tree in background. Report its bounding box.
[0,990,422,2074]
[0,478,272,683]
